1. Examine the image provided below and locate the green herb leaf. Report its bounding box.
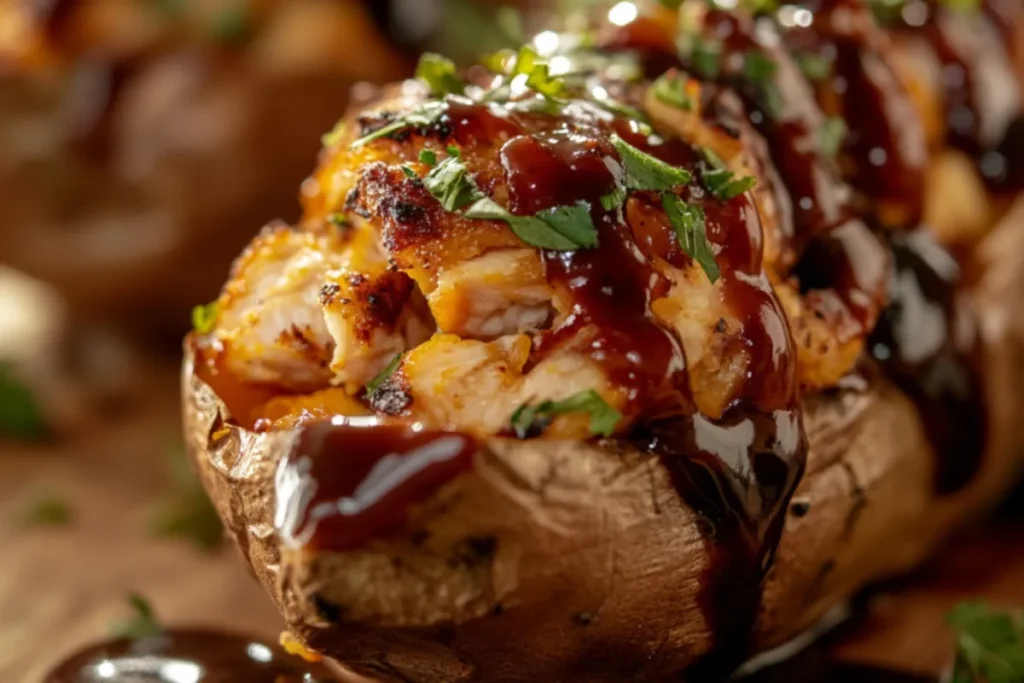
[148,446,223,551]
[327,213,350,229]
[600,186,628,211]
[111,593,163,641]
[20,495,72,527]
[511,390,622,438]
[510,46,566,99]
[419,149,438,166]
[423,155,484,211]
[662,194,720,283]
[366,354,402,396]
[350,101,449,149]
[948,601,1024,683]
[401,165,418,179]
[447,145,461,157]
[191,301,218,335]
[652,72,693,110]
[611,134,692,191]
[797,53,832,82]
[535,203,600,248]
[742,50,778,84]
[819,116,848,159]
[416,53,465,96]
[465,198,598,251]
[700,148,757,200]
[690,37,722,79]
[0,363,46,440]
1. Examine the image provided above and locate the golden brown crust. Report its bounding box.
[183,199,1024,682]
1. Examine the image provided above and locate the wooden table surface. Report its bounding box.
[0,360,284,683]
[2,359,1022,683]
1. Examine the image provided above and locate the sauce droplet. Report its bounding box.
[43,629,337,682]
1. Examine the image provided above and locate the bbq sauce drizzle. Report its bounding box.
[42,629,337,682]
[882,0,1024,191]
[259,0,1007,677]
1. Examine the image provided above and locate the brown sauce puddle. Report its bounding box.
[42,629,337,682]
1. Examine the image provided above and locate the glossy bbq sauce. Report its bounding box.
[888,0,1024,191]
[444,97,808,674]
[775,0,929,225]
[868,230,987,493]
[274,417,477,551]
[43,629,337,682]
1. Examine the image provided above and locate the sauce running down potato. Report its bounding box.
[182,1,1024,680]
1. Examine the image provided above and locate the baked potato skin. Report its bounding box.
[183,197,1024,683]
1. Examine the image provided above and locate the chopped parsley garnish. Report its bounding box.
[350,101,448,149]
[465,198,598,251]
[419,149,438,166]
[447,145,461,157]
[20,494,72,527]
[652,72,694,110]
[366,354,402,396]
[415,144,598,251]
[148,446,223,551]
[797,53,832,82]
[690,37,723,80]
[601,186,628,211]
[327,213,350,229]
[700,148,758,200]
[741,50,784,118]
[511,390,622,438]
[416,53,465,96]
[510,45,567,99]
[948,601,1024,683]
[191,301,218,335]
[663,194,720,283]
[423,153,484,211]
[742,50,778,84]
[611,134,692,191]
[0,362,46,440]
[401,165,418,179]
[111,594,163,641]
[819,116,848,159]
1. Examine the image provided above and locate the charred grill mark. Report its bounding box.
[319,283,341,306]
[367,380,411,415]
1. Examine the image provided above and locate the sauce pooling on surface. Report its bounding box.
[275,417,477,551]
[43,629,337,682]
[868,230,987,493]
